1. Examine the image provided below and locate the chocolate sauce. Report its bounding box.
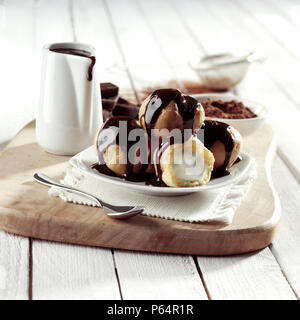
[93,118,241,185]
[50,47,96,81]
[94,115,168,186]
[91,163,167,187]
[234,155,242,164]
[199,120,235,178]
[140,88,202,185]
[141,88,200,136]
[95,116,147,180]
[153,136,176,184]
[112,97,140,119]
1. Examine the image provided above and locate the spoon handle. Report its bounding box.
[34,173,104,207]
[34,173,144,219]
[247,52,266,64]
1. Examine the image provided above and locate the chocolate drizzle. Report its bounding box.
[50,47,96,81]
[93,115,169,186]
[154,137,176,184]
[94,116,158,184]
[199,120,235,178]
[95,116,140,179]
[139,88,202,184]
[92,163,167,187]
[142,88,200,136]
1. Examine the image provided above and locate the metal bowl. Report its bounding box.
[189,52,264,90]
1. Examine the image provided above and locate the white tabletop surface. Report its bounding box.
[0,0,300,300]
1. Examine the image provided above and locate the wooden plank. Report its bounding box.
[137,0,199,85]
[0,232,29,300]
[197,246,296,300]
[71,0,134,97]
[34,0,74,96]
[0,0,35,145]
[35,0,73,44]
[228,0,300,105]
[105,0,180,99]
[235,0,300,60]
[114,251,207,300]
[271,156,300,298]
[32,241,120,300]
[270,0,300,30]
[0,0,35,300]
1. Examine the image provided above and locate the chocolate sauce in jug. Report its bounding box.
[50,47,96,81]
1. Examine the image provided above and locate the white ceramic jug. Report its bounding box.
[37,42,102,155]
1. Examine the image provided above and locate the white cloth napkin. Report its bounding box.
[49,159,256,225]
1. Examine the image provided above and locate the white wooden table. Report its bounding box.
[0,0,300,300]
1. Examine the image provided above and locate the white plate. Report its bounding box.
[69,146,254,196]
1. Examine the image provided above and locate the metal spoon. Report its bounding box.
[33,173,144,219]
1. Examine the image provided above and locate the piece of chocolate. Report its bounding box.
[100,82,119,99]
[102,99,117,112]
[112,97,140,119]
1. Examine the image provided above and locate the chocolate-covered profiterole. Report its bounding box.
[50,47,96,81]
[199,120,242,178]
[139,88,205,139]
[93,116,148,180]
[153,136,214,187]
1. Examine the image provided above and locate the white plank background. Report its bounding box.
[32,241,120,300]
[0,0,35,147]
[0,232,29,300]
[0,0,300,299]
[0,0,34,300]
[197,248,296,300]
[271,157,300,298]
[114,251,208,300]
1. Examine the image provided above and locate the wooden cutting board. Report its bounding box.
[0,121,280,255]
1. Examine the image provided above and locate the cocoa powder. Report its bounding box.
[201,98,257,119]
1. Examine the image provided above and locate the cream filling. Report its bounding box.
[172,147,209,183]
